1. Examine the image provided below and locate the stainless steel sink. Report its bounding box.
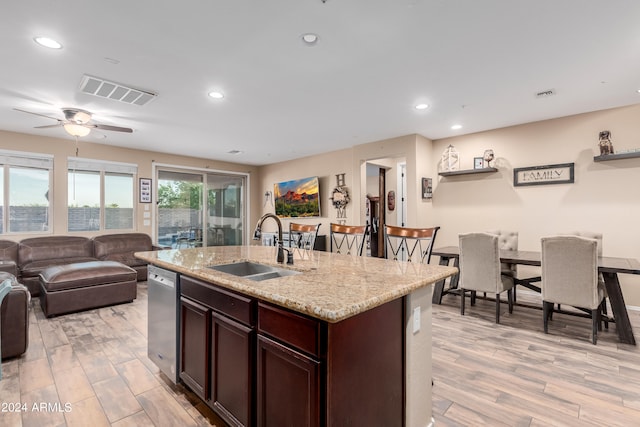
[209,261,301,282]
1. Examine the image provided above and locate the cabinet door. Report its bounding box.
[180,296,210,400]
[256,335,320,427]
[210,311,254,427]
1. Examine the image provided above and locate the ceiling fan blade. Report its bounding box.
[34,124,63,129]
[13,108,60,121]
[92,123,133,133]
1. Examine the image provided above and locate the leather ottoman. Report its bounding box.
[39,261,137,317]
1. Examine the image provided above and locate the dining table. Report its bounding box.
[431,246,640,345]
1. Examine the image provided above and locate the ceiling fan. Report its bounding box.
[14,107,133,137]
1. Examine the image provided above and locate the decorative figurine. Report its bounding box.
[387,190,396,211]
[598,130,614,156]
[483,149,495,168]
[441,145,459,171]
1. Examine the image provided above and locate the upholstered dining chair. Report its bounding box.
[289,223,321,251]
[384,225,440,264]
[487,229,518,278]
[541,235,606,344]
[563,231,608,329]
[459,232,514,323]
[329,223,369,256]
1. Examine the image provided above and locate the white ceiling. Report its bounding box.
[1,0,639,166]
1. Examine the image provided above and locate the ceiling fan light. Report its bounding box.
[63,123,91,137]
[73,111,91,124]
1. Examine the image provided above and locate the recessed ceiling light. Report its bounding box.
[208,91,224,99]
[415,103,429,110]
[34,37,62,49]
[227,150,243,155]
[302,33,319,46]
[451,124,462,130]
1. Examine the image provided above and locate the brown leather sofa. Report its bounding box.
[0,272,30,360]
[1,233,160,296]
[18,236,96,296]
[0,232,161,356]
[0,240,19,277]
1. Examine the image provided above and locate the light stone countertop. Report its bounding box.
[135,245,458,323]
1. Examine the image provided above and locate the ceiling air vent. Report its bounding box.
[535,89,556,98]
[79,74,157,106]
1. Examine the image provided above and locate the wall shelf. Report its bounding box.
[438,167,498,177]
[593,152,640,162]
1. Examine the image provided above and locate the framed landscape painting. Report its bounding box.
[274,176,321,218]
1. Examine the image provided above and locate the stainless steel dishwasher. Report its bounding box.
[147,265,179,384]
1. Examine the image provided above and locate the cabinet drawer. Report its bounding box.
[258,302,321,358]
[181,276,254,326]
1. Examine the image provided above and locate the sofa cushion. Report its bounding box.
[0,240,18,264]
[40,261,137,292]
[93,233,152,267]
[20,257,98,278]
[18,236,94,267]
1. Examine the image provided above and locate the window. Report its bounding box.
[0,150,53,234]
[68,158,136,232]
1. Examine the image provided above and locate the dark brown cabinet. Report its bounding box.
[179,296,209,400]
[179,274,404,426]
[211,311,253,426]
[180,275,255,427]
[256,335,320,427]
[256,302,321,427]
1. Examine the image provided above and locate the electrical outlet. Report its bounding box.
[413,306,421,333]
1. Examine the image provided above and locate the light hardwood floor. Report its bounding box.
[0,282,227,427]
[2,284,640,426]
[433,292,640,426]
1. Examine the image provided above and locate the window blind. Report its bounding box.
[68,157,137,174]
[0,150,53,169]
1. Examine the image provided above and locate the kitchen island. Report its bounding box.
[135,245,457,427]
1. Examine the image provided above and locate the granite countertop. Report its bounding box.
[135,246,458,323]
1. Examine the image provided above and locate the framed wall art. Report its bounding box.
[513,163,574,187]
[474,157,485,169]
[422,177,432,199]
[139,178,152,203]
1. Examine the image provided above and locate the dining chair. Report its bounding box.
[487,229,542,301]
[564,231,608,329]
[329,223,369,256]
[289,223,321,251]
[487,229,518,278]
[541,235,606,344]
[458,232,514,323]
[384,225,440,263]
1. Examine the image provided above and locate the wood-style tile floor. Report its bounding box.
[0,282,228,427]
[432,292,640,426]
[3,284,640,426]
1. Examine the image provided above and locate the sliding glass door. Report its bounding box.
[156,168,246,248]
[206,173,244,246]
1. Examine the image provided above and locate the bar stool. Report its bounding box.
[384,225,440,263]
[289,223,321,250]
[329,223,368,256]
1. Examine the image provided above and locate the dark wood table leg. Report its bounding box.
[432,256,459,305]
[602,272,636,345]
